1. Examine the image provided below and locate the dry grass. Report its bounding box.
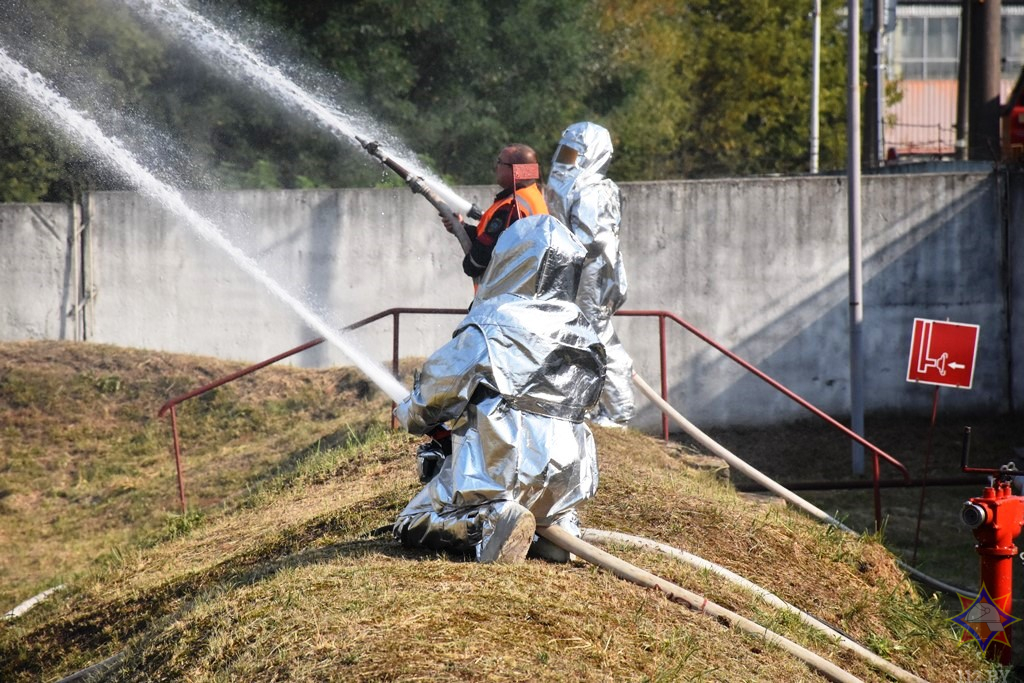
[699,414,1023,636]
[0,340,399,607]
[0,341,1003,682]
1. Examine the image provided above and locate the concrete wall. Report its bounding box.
[1009,170,1024,416]
[1,171,1018,432]
[617,172,1012,430]
[0,202,79,340]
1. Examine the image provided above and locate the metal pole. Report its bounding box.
[848,0,866,475]
[81,192,94,340]
[391,311,400,430]
[864,0,884,167]
[169,405,186,514]
[659,314,669,441]
[911,386,941,564]
[810,0,822,173]
[873,0,886,164]
[955,0,971,160]
[968,0,1002,159]
[70,199,82,340]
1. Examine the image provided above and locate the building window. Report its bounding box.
[1004,15,1024,78]
[893,15,960,80]
[886,4,1024,157]
[892,7,1024,82]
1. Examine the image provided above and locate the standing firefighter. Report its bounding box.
[393,214,606,564]
[547,121,635,428]
[444,143,548,280]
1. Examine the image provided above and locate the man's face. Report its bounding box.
[494,147,515,190]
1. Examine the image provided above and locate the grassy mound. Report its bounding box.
[0,341,995,681]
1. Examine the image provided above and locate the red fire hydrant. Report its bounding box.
[961,427,1024,664]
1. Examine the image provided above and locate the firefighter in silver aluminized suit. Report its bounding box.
[547,121,635,428]
[392,214,606,564]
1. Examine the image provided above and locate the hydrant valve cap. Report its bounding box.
[961,502,988,529]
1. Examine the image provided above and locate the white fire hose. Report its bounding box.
[537,525,866,683]
[580,528,927,683]
[633,372,971,597]
[632,373,853,532]
[614,371,938,682]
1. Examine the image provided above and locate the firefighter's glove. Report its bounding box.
[442,214,464,235]
[427,426,452,455]
[416,441,445,483]
[416,426,452,483]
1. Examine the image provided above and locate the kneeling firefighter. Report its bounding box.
[393,214,607,563]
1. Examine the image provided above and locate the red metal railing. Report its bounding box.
[158,307,909,519]
[622,309,910,530]
[157,307,464,512]
[621,310,910,477]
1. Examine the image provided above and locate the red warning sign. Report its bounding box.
[906,318,979,389]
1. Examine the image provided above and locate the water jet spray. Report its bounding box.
[0,48,409,404]
[122,0,481,249]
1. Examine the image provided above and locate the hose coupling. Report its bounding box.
[961,501,988,529]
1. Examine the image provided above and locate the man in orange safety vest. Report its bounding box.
[444,143,548,280]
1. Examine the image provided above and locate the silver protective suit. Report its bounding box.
[393,214,607,559]
[546,121,635,425]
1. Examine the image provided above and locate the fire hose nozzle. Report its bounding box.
[961,501,988,529]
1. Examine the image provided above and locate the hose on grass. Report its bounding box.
[632,372,972,598]
[538,525,865,683]
[582,528,927,683]
[2,585,64,620]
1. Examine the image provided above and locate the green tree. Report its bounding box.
[0,0,854,202]
[0,97,69,203]
[592,0,849,180]
[589,0,700,180]
[686,0,849,176]
[0,0,170,200]
[234,0,604,182]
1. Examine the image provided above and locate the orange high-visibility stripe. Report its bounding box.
[474,183,549,239]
